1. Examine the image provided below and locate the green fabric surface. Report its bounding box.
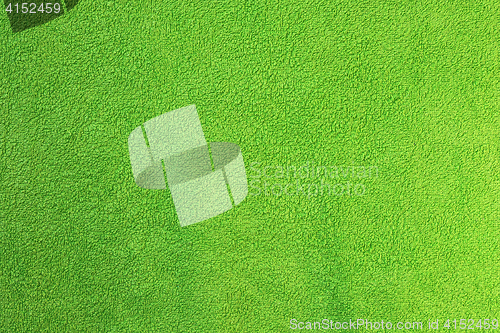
[1,0,499,331]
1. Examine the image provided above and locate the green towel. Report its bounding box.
[1,0,499,331]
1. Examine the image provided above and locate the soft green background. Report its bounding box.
[1,0,500,331]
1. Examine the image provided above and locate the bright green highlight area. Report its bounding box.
[1,0,499,331]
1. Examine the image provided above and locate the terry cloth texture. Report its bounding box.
[1,0,499,332]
